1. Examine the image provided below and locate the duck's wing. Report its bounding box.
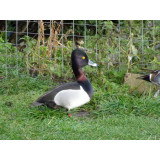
[32,82,80,107]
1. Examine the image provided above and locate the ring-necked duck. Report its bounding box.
[137,69,160,97]
[32,48,98,116]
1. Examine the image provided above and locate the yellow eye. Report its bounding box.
[82,56,85,60]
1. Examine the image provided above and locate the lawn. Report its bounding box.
[0,76,160,140]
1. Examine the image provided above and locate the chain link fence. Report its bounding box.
[0,20,160,79]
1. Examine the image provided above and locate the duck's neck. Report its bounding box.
[72,66,87,82]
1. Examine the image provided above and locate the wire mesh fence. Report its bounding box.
[0,20,160,79]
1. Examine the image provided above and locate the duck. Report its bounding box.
[137,69,160,97]
[32,48,98,116]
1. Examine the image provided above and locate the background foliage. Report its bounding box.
[0,20,160,82]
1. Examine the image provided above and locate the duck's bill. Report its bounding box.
[136,75,148,79]
[88,59,98,67]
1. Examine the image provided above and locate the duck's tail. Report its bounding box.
[31,101,43,107]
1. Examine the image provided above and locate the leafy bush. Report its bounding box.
[0,20,160,81]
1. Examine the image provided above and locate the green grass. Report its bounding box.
[0,76,160,140]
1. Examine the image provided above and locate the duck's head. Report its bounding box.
[71,48,97,68]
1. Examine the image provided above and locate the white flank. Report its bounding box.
[54,86,90,110]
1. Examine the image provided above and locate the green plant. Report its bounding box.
[1,20,160,80]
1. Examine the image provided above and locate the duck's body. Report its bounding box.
[137,69,160,97]
[32,49,97,114]
[32,79,93,110]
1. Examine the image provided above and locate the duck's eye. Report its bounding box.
[82,56,85,60]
